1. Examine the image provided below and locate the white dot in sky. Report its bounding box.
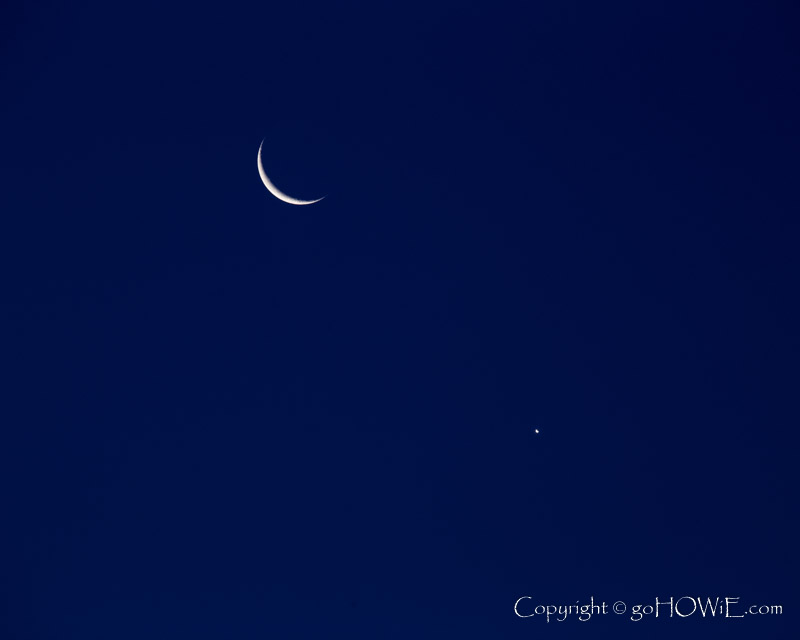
[534,428,540,434]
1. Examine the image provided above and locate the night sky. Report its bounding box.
[2,1,797,638]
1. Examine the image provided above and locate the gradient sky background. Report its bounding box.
[2,1,798,638]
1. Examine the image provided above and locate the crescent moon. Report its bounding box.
[257,140,325,206]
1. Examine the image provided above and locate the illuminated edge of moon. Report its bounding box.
[257,140,325,206]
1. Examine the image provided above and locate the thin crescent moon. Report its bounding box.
[257,140,325,206]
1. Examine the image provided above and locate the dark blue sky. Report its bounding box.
[2,1,797,638]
